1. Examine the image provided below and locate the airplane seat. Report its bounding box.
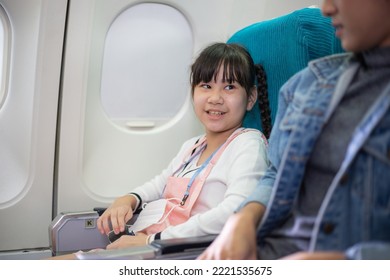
[233,7,343,132]
[49,208,141,256]
[49,7,344,259]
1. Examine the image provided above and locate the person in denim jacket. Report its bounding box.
[198,0,390,260]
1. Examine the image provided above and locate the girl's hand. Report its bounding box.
[97,195,135,235]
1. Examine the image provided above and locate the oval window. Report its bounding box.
[101,3,193,129]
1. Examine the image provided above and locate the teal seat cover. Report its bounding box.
[228,7,344,131]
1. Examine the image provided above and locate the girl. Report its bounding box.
[95,42,270,249]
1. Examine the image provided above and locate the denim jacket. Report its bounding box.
[244,53,390,259]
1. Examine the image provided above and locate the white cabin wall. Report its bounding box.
[0,0,67,252]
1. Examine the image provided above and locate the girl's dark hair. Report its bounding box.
[255,64,271,139]
[190,42,272,138]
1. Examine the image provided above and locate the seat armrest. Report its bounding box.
[151,235,217,255]
[75,235,216,260]
[49,210,110,256]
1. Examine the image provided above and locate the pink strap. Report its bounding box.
[182,128,255,208]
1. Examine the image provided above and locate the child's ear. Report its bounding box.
[246,86,258,111]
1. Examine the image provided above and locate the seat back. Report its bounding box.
[229,7,344,131]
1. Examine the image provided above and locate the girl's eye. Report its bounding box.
[199,83,211,89]
[225,84,235,91]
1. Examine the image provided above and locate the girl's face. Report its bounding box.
[193,67,256,138]
[321,0,390,52]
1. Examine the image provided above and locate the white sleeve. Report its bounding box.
[159,130,269,239]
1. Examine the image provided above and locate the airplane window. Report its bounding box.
[101,3,193,130]
[0,5,9,110]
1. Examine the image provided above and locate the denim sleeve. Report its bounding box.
[345,242,390,260]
